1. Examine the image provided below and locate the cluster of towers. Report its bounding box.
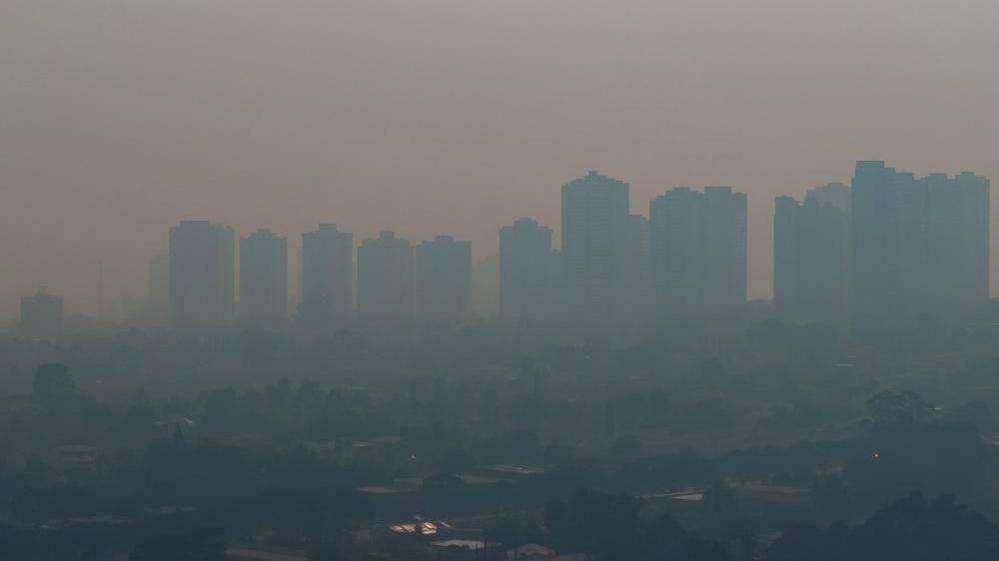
[150,172,746,328]
[151,160,989,332]
[550,171,749,325]
[162,222,473,330]
[776,161,990,324]
[157,170,749,331]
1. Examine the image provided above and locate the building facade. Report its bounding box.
[357,231,413,325]
[413,235,472,323]
[650,187,703,317]
[773,183,850,324]
[701,186,747,316]
[239,229,288,326]
[168,220,235,329]
[851,161,989,322]
[561,171,631,324]
[650,186,747,318]
[499,218,554,324]
[300,224,353,329]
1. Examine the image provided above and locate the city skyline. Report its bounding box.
[5,1,999,322]
[6,159,998,324]
[7,2,999,557]
[9,161,991,332]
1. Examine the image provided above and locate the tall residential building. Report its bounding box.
[773,183,850,323]
[413,235,472,323]
[499,218,553,323]
[806,181,850,210]
[650,186,747,317]
[702,187,747,315]
[300,224,353,328]
[650,187,703,317]
[850,161,913,320]
[925,172,990,319]
[851,161,989,321]
[168,220,235,329]
[20,289,64,339]
[239,229,288,326]
[561,171,631,323]
[357,231,413,325]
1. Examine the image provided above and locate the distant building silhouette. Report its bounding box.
[20,289,64,340]
[168,220,235,329]
[300,224,353,329]
[773,183,850,323]
[413,235,472,323]
[239,229,288,326]
[851,161,989,322]
[924,171,991,320]
[702,187,748,315]
[119,159,993,332]
[499,218,554,324]
[561,171,631,323]
[650,187,702,317]
[650,186,747,317]
[806,181,850,210]
[357,231,413,325]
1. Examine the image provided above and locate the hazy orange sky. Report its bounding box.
[2,0,998,321]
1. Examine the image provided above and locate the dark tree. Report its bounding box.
[547,488,646,561]
[765,493,999,561]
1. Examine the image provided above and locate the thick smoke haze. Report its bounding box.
[2,0,998,320]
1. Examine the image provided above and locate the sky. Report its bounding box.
[2,0,999,321]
